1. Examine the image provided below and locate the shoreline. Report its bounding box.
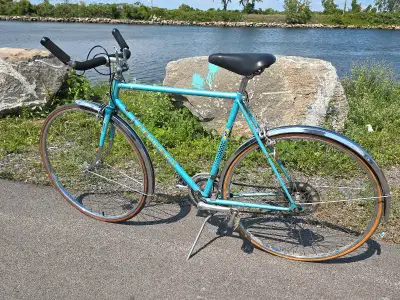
[1,15,399,30]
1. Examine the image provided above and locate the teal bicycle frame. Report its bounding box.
[98,79,298,212]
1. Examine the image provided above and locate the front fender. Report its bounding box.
[221,125,391,221]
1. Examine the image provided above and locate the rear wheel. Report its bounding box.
[40,104,153,222]
[221,133,384,261]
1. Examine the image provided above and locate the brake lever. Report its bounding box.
[113,47,120,63]
[121,48,129,71]
[123,48,128,61]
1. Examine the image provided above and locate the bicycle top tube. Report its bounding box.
[116,82,239,100]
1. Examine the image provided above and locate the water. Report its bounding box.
[1,21,399,83]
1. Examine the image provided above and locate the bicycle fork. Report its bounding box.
[87,106,116,171]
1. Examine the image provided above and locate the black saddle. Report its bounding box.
[209,53,276,76]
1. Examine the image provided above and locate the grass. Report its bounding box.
[242,13,400,27]
[312,12,400,27]
[381,188,400,243]
[342,62,400,167]
[0,116,42,161]
[243,14,286,23]
[250,13,400,27]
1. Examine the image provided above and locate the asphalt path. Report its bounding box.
[1,179,399,300]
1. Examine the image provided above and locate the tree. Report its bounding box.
[284,0,298,18]
[221,0,232,10]
[243,1,255,13]
[0,0,14,15]
[321,0,338,14]
[36,0,54,17]
[13,0,33,15]
[178,4,194,11]
[375,0,400,12]
[284,0,312,24]
[239,0,262,13]
[239,0,263,8]
[364,4,372,12]
[264,8,276,14]
[351,0,362,12]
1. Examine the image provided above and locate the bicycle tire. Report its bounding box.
[40,103,154,222]
[220,131,384,261]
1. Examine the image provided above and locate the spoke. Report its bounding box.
[297,195,387,205]
[105,163,143,186]
[231,181,280,190]
[315,185,366,190]
[87,170,146,196]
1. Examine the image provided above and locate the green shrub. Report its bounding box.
[343,62,400,166]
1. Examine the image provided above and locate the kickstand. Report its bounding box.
[187,214,213,260]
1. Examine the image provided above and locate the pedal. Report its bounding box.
[176,176,188,189]
[241,239,254,254]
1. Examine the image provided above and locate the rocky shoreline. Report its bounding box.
[1,15,399,30]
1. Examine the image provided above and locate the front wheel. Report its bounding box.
[40,103,154,222]
[220,132,384,261]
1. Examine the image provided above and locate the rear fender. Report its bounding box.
[220,125,391,221]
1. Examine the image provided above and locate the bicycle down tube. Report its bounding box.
[96,79,297,211]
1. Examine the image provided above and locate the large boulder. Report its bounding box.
[0,48,68,114]
[163,56,348,136]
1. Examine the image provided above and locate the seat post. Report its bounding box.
[238,76,250,94]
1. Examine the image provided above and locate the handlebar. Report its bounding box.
[40,37,71,64]
[40,28,130,71]
[112,28,129,51]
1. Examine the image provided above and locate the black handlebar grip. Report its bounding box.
[73,56,108,71]
[112,28,129,50]
[40,37,71,64]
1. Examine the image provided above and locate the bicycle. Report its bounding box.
[39,29,391,262]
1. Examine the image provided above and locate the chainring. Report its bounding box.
[188,173,219,205]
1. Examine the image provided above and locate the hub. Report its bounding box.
[289,181,320,215]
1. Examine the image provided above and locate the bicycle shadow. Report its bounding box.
[120,198,382,264]
[121,193,193,226]
[188,215,244,259]
[322,239,381,264]
[190,216,383,263]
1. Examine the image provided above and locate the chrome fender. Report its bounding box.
[220,125,391,221]
[75,100,155,202]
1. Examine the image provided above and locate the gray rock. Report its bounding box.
[0,48,68,114]
[163,55,348,136]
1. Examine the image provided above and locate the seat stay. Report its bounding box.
[234,89,296,207]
